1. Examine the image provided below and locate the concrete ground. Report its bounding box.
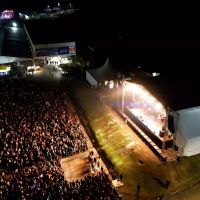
[68,78,200,200]
[61,123,112,182]
[19,68,200,200]
[170,183,200,200]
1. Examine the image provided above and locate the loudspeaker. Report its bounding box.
[168,115,175,133]
[159,131,164,137]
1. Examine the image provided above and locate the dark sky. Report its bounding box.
[0,0,81,11]
[1,0,199,36]
[2,1,200,72]
[1,1,200,105]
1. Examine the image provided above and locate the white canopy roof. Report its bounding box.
[0,56,32,64]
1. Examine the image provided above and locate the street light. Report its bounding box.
[10,22,18,32]
[12,22,17,27]
[121,75,125,112]
[121,78,135,112]
[69,3,73,11]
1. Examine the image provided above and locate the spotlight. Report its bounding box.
[12,22,17,27]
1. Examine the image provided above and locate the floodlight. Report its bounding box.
[12,22,17,27]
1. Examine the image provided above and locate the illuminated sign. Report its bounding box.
[36,46,76,57]
[0,10,14,19]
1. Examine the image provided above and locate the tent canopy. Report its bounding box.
[174,106,200,156]
[0,56,32,64]
[88,57,119,81]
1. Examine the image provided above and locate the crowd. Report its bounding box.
[0,78,87,171]
[1,163,118,199]
[0,76,120,199]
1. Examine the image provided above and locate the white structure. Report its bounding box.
[86,70,98,86]
[0,56,32,64]
[174,106,200,156]
[86,57,119,87]
[33,42,76,65]
[34,42,76,57]
[129,77,200,157]
[87,61,200,157]
[123,82,167,137]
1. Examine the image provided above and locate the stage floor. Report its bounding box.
[70,79,200,200]
[61,151,91,181]
[61,123,111,182]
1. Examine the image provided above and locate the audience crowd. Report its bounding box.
[0,76,120,199]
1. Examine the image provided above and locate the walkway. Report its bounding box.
[15,70,200,200]
[68,78,200,200]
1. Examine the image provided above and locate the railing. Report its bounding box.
[23,24,36,58]
[113,107,167,162]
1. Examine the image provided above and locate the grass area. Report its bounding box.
[70,79,200,200]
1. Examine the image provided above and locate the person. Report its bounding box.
[157,194,161,200]
[137,184,141,194]
[119,174,123,181]
[0,77,120,200]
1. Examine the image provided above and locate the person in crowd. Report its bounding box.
[0,76,120,200]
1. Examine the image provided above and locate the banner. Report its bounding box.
[36,45,76,57]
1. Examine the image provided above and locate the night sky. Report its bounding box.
[1,1,200,73]
[1,1,199,38]
[0,0,81,11]
[1,1,200,108]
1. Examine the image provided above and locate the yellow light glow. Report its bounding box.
[125,82,167,136]
[141,91,149,98]
[130,108,163,136]
[148,96,155,104]
[155,102,163,111]
[124,83,143,94]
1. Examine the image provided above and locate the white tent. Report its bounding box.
[0,56,32,64]
[174,106,200,156]
[86,57,119,86]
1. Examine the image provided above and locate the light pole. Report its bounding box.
[12,22,17,27]
[121,76,125,113]
[69,3,72,11]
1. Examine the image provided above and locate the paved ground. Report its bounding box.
[19,68,200,200]
[27,65,62,80]
[61,152,91,181]
[61,123,111,182]
[27,67,113,183]
[68,78,200,200]
[170,183,200,200]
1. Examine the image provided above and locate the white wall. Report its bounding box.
[86,70,97,86]
[184,136,200,156]
[175,106,200,156]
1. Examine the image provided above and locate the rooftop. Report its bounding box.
[0,20,33,58]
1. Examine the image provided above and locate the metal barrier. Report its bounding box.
[113,107,167,162]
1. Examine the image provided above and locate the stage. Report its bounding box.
[125,107,174,150]
[61,151,91,181]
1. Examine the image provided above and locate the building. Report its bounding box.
[24,15,78,66]
[33,42,76,66]
[0,15,78,67]
[0,20,33,64]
